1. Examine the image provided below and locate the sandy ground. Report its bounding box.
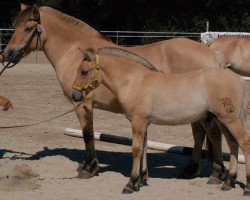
[0,56,249,200]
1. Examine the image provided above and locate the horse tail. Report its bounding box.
[240,79,248,126]
[213,51,226,69]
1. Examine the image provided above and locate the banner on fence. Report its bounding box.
[201,32,250,43]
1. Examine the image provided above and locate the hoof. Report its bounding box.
[244,187,250,196]
[221,182,232,191]
[77,162,84,172]
[243,191,250,196]
[207,176,223,185]
[77,169,97,179]
[140,179,148,187]
[122,186,135,194]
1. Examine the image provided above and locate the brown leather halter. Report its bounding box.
[0,18,42,76]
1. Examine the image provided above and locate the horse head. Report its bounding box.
[71,48,100,102]
[3,4,46,64]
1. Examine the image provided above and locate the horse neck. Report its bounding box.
[100,55,145,96]
[40,11,113,72]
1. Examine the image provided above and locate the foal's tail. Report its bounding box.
[240,79,248,126]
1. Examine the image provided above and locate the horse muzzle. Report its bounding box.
[71,89,84,102]
[3,47,23,63]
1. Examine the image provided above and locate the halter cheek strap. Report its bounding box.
[72,53,100,98]
[0,19,42,76]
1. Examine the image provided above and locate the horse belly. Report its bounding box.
[149,97,207,125]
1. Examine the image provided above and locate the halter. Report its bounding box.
[72,54,100,98]
[0,18,42,76]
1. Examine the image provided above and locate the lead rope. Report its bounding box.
[0,103,82,129]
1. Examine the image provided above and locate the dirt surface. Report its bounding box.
[0,55,249,200]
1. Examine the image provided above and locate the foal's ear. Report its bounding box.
[78,48,95,62]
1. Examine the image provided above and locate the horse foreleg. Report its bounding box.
[181,121,205,179]
[122,116,147,194]
[75,101,99,179]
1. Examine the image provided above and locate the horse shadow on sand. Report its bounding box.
[0,147,213,180]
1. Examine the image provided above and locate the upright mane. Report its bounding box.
[97,47,158,71]
[39,6,101,37]
[14,5,110,41]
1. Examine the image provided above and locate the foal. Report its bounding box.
[71,47,250,195]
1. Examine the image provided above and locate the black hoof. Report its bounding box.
[140,179,148,187]
[77,159,99,179]
[77,162,84,172]
[122,186,135,194]
[78,169,97,179]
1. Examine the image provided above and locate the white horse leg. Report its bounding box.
[122,116,147,194]
[181,121,205,178]
[75,101,99,179]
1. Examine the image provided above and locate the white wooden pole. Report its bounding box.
[64,128,245,164]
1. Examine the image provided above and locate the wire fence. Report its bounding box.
[0,29,201,50]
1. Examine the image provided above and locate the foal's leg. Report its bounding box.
[75,101,99,178]
[140,129,148,187]
[181,121,205,179]
[122,116,147,194]
[219,120,250,195]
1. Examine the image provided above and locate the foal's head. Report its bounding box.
[71,48,101,102]
[3,4,45,63]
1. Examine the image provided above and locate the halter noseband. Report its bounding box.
[72,53,100,98]
[0,18,42,76]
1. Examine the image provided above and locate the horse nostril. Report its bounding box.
[3,48,18,62]
[71,90,83,102]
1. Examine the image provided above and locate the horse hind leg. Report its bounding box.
[204,119,228,185]
[180,121,204,179]
[218,120,250,195]
[140,129,148,187]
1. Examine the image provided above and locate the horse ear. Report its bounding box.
[20,3,30,11]
[78,48,95,62]
[31,5,40,21]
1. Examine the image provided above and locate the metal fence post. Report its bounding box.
[0,29,2,52]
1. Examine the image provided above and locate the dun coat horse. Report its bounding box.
[4,4,227,183]
[208,36,250,76]
[71,47,250,195]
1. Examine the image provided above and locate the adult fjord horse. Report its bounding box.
[208,36,250,76]
[71,47,250,195]
[4,4,225,183]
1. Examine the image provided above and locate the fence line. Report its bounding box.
[0,29,201,48]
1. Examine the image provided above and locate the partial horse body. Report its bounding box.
[209,36,250,76]
[71,47,250,195]
[4,4,226,182]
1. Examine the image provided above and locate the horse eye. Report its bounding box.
[25,27,33,32]
[81,70,89,75]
